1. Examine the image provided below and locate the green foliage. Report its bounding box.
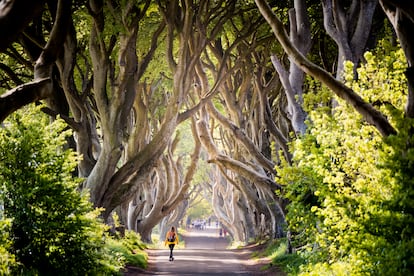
[277,43,414,275]
[303,77,333,112]
[0,218,17,274]
[0,42,33,95]
[0,106,122,275]
[270,240,305,275]
[253,238,305,275]
[106,230,148,268]
[187,196,213,220]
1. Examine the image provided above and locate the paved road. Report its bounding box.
[124,228,284,276]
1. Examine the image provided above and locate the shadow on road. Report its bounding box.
[123,227,284,276]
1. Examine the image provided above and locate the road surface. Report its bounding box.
[124,227,284,276]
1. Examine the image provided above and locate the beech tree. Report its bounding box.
[124,119,202,242]
[255,0,396,137]
[271,0,311,135]
[1,0,260,243]
[255,0,414,273]
[2,1,413,256]
[380,0,414,117]
[190,3,293,239]
[322,0,379,78]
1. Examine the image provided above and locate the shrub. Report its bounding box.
[0,218,16,274]
[106,231,148,269]
[0,106,123,275]
[278,44,414,275]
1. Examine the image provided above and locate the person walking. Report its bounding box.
[164,226,179,261]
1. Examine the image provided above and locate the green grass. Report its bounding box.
[107,231,148,269]
[260,238,305,275]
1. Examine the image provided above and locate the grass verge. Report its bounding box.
[107,230,148,269]
[259,238,305,275]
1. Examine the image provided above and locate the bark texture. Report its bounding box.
[255,0,396,137]
[322,0,378,78]
[380,0,414,118]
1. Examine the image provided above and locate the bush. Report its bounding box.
[263,239,305,275]
[0,106,123,275]
[277,44,414,275]
[0,219,16,274]
[106,230,148,269]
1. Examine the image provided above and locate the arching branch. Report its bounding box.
[255,0,397,137]
[0,78,51,122]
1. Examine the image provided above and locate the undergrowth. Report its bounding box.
[261,238,305,275]
[107,230,148,270]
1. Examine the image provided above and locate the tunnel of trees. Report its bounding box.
[0,0,413,275]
